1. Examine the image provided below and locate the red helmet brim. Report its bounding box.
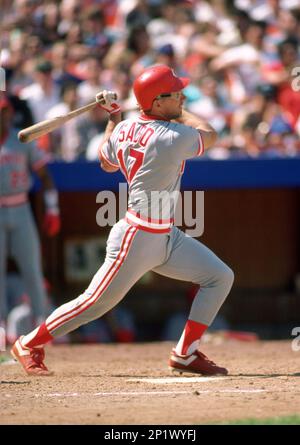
[169,76,190,93]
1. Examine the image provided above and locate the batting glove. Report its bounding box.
[96,90,120,115]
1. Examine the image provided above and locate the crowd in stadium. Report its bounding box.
[1,0,300,160]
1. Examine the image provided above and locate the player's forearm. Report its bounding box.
[36,166,60,215]
[99,112,122,172]
[102,111,122,145]
[36,165,56,190]
[174,109,218,149]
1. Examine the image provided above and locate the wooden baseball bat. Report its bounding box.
[18,95,117,143]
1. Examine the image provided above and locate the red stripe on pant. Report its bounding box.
[46,226,138,333]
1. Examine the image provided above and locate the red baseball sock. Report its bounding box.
[175,319,208,355]
[21,323,53,349]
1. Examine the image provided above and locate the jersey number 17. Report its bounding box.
[117,147,144,184]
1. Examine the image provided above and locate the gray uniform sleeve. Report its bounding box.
[170,123,204,164]
[100,139,119,168]
[100,121,123,168]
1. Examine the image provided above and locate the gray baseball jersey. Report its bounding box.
[101,116,204,227]
[43,116,233,339]
[0,130,49,323]
[0,129,49,197]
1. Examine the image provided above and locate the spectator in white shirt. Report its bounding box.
[19,60,60,123]
[211,19,267,102]
[77,56,105,105]
[46,82,82,161]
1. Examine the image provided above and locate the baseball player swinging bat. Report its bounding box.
[10,67,234,378]
[17,94,117,143]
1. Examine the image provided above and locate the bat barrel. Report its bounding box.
[17,102,98,143]
[17,95,118,144]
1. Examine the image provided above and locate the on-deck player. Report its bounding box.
[11,65,234,376]
[0,96,60,336]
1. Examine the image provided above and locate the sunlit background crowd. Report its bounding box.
[1,0,300,160]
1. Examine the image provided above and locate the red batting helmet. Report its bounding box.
[133,65,190,111]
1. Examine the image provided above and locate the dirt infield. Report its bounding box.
[0,340,299,425]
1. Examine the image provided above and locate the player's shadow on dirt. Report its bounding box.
[1,381,30,384]
[230,373,300,377]
[81,373,300,378]
[109,373,300,378]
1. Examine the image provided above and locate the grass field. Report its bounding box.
[0,355,11,364]
[218,415,300,425]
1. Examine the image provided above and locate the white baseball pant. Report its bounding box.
[45,219,234,337]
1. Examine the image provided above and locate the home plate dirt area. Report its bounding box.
[1,340,299,425]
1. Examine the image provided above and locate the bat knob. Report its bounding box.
[18,130,28,143]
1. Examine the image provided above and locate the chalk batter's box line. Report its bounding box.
[3,389,269,399]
